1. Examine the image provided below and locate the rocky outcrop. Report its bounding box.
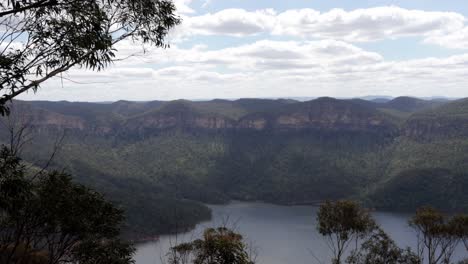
[402,98,468,140]
[403,116,468,140]
[5,98,400,137]
[237,97,396,133]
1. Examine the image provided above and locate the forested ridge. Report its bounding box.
[2,96,468,237]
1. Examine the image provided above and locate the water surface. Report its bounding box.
[134,202,466,264]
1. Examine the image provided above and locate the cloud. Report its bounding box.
[112,39,383,71]
[181,8,276,37]
[424,27,468,49]
[273,6,464,42]
[202,0,211,8]
[173,0,196,14]
[176,6,466,48]
[14,5,468,101]
[20,38,468,102]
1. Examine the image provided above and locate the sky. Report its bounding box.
[19,0,468,101]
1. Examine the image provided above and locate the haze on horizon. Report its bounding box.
[18,0,468,102]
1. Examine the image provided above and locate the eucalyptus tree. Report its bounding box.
[410,207,468,264]
[0,0,180,115]
[317,200,377,264]
[346,228,420,264]
[0,146,134,264]
[170,227,256,264]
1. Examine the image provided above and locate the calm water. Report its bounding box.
[133,202,467,264]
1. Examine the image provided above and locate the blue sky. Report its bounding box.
[197,0,468,14]
[187,0,467,60]
[20,0,468,101]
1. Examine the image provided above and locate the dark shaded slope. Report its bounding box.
[368,168,468,212]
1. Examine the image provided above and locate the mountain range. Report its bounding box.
[1,96,467,237]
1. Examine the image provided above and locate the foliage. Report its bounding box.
[368,168,468,212]
[450,215,468,251]
[44,130,387,205]
[323,201,468,264]
[317,200,376,264]
[0,0,180,114]
[61,154,213,239]
[0,146,134,264]
[346,228,420,264]
[409,207,468,264]
[170,227,255,264]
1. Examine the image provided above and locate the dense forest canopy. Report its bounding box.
[2,96,468,238]
[2,100,465,260]
[0,146,135,264]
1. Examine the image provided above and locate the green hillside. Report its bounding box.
[368,168,468,212]
[3,96,468,237]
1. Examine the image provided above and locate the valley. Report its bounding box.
[2,96,467,238]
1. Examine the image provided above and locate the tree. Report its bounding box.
[317,200,377,264]
[0,0,180,115]
[170,227,255,264]
[346,228,420,264]
[450,215,468,251]
[0,146,134,264]
[409,207,467,264]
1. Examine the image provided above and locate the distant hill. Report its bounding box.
[383,96,445,112]
[360,95,394,103]
[13,97,398,134]
[2,96,468,236]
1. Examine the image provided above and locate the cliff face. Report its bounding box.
[238,97,395,133]
[6,98,400,136]
[11,96,466,140]
[121,102,236,133]
[15,96,468,140]
[274,98,392,131]
[403,116,468,140]
[402,98,468,140]
[124,112,236,131]
[6,102,87,133]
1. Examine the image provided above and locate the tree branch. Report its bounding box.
[0,0,59,18]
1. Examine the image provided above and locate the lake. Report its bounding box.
[133,202,467,264]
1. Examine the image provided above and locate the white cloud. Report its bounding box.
[273,6,464,42]
[111,39,383,72]
[19,39,468,101]
[173,0,195,14]
[424,27,468,49]
[181,9,276,37]
[176,6,466,49]
[14,5,468,101]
